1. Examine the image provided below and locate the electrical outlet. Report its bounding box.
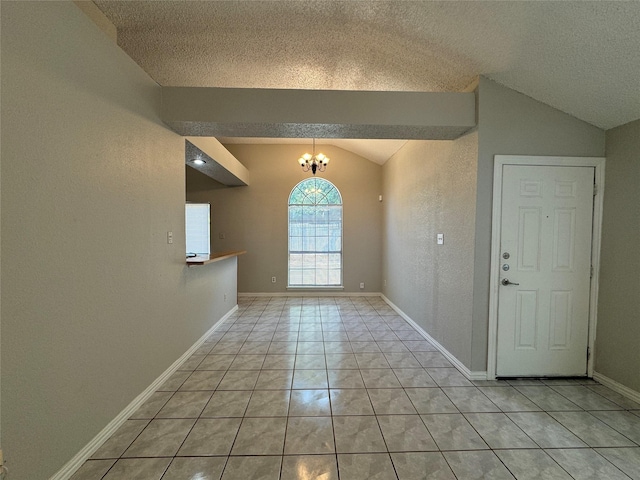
[384,279,387,287]
[360,282,365,289]
[271,276,276,283]
[167,231,173,244]
[224,293,227,302]
[437,233,444,245]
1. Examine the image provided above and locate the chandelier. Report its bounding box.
[298,139,330,175]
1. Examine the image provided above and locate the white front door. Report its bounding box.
[496,164,595,377]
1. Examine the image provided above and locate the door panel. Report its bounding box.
[496,165,594,377]
[517,207,542,271]
[549,290,572,349]
[552,208,576,271]
[515,290,538,349]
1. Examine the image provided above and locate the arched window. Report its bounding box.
[288,178,343,287]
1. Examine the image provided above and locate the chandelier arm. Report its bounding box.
[298,138,329,176]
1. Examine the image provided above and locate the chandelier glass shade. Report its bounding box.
[298,139,329,175]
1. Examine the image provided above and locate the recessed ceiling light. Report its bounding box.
[193,157,206,166]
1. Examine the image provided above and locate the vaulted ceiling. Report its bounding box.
[94,0,640,162]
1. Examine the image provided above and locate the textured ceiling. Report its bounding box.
[92,1,640,166]
[94,1,640,131]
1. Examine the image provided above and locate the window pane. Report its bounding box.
[329,207,342,221]
[326,189,341,204]
[303,207,314,221]
[316,253,328,268]
[316,237,329,252]
[303,237,316,251]
[302,269,316,285]
[290,187,305,204]
[290,254,303,269]
[289,269,303,285]
[328,269,341,285]
[316,223,329,237]
[316,269,328,285]
[302,254,316,268]
[302,223,315,238]
[290,237,302,251]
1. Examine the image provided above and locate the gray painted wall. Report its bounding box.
[1,5,635,477]
[472,78,606,371]
[1,4,236,478]
[186,144,383,293]
[382,133,478,368]
[596,119,640,392]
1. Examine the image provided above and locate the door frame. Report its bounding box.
[487,155,606,380]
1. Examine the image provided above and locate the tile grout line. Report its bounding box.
[323,318,341,480]
[85,295,640,479]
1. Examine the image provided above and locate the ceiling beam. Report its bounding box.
[162,87,476,140]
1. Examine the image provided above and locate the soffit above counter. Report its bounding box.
[185,137,250,186]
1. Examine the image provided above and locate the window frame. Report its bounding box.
[185,202,211,257]
[287,178,343,288]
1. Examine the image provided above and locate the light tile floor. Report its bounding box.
[73,296,640,479]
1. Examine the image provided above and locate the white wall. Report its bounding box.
[1,3,236,478]
[186,144,383,293]
[382,132,478,368]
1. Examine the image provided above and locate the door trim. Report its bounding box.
[487,155,606,380]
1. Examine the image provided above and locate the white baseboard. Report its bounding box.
[381,295,487,381]
[466,371,489,381]
[51,305,239,480]
[593,371,640,405]
[239,292,383,297]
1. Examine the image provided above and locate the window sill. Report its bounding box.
[186,250,246,266]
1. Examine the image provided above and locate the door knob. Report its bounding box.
[501,278,520,286]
